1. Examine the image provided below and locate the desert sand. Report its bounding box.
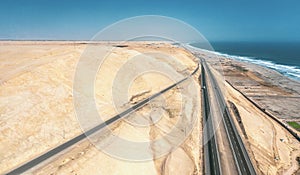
[0,41,299,175]
[0,41,201,175]
[198,50,300,175]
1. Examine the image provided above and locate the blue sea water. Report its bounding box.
[190,42,300,82]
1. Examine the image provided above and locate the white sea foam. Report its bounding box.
[186,44,300,82]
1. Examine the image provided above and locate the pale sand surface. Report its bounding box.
[0,41,201,174]
[200,50,300,120]
[226,81,300,175]
[199,50,300,175]
[1,41,299,175]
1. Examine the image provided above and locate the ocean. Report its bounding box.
[190,42,300,82]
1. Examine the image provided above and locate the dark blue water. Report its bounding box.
[190,42,300,81]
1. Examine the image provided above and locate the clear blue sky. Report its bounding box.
[1,0,299,42]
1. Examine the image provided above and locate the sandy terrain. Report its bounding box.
[0,42,85,172]
[198,50,300,175]
[0,41,202,174]
[225,81,300,175]
[200,50,300,124]
[1,41,299,175]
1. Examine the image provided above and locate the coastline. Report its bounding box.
[188,43,300,82]
[186,44,300,174]
[187,44,300,127]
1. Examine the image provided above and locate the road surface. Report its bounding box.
[201,64,222,175]
[201,58,256,175]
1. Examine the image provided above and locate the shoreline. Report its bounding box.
[2,40,299,83]
[186,45,300,174]
[187,44,300,83]
[187,44,300,128]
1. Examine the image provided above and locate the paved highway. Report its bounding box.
[201,64,222,175]
[201,58,256,175]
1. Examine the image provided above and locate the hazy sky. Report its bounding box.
[0,0,299,41]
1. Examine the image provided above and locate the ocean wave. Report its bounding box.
[186,44,300,82]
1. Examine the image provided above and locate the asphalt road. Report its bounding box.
[6,64,199,175]
[201,58,256,175]
[201,64,222,175]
